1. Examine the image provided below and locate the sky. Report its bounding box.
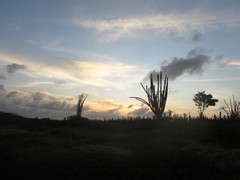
[0,0,240,119]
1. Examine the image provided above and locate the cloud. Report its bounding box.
[0,74,6,80]
[0,86,131,119]
[128,106,153,117]
[28,92,75,112]
[0,88,76,119]
[183,77,240,83]
[144,47,229,81]
[71,60,144,88]
[0,53,146,89]
[25,39,118,61]
[6,63,27,74]
[82,99,133,119]
[214,55,230,68]
[0,84,5,91]
[31,91,56,101]
[72,10,240,42]
[160,48,210,80]
[127,104,133,108]
[144,48,211,81]
[5,91,19,98]
[191,32,202,42]
[54,80,65,85]
[228,60,240,67]
[19,81,54,88]
[84,108,121,120]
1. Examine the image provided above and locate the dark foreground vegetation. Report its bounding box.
[1,112,240,180]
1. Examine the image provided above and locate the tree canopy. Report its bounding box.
[193,91,218,118]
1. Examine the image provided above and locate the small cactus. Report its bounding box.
[77,94,88,118]
[221,95,240,119]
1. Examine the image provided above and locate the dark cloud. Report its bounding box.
[29,100,75,112]
[4,91,26,105]
[143,69,167,82]
[0,84,5,91]
[28,92,75,112]
[128,104,133,108]
[169,31,202,42]
[160,48,210,80]
[0,74,6,80]
[84,107,121,120]
[128,106,153,117]
[191,32,202,42]
[169,31,184,42]
[0,86,129,120]
[32,92,45,101]
[32,92,58,102]
[0,89,76,119]
[215,55,224,61]
[215,55,229,68]
[31,92,58,101]
[5,91,19,98]
[54,80,65,85]
[6,63,27,74]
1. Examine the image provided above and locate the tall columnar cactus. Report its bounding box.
[130,71,168,120]
[77,93,88,118]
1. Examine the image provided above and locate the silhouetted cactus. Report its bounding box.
[77,94,88,118]
[130,71,168,120]
[221,95,240,119]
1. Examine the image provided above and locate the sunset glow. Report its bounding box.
[0,0,240,119]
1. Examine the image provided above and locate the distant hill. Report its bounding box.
[0,111,28,120]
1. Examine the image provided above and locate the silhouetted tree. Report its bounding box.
[221,95,240,119]
[193,91,218,118]
[130,71,168,120]
[77,94,88,118]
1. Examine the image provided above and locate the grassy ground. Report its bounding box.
[1,112,240,179]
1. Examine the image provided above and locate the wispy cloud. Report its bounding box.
[72,10,240,42]
[229,60,240,67]
[72,60,143,88]
[25,39,118,61]
[0,53,146,89]
[25,39,67,52]
[183,77,240,83]
[18,81,54,88]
